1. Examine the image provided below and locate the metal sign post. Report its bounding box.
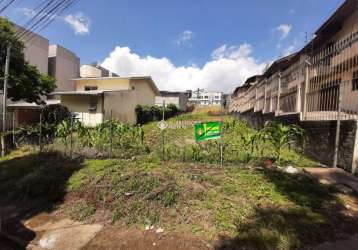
[109,110,113,159]
[161,101,166,161]
[220,96,224,166]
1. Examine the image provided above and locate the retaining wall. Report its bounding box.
[234,111,358,173]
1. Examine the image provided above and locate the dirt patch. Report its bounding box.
[83,226,212,250]
[25,213,103,250]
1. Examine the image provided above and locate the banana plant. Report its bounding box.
[263,121,305,165]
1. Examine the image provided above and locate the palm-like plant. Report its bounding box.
[239,130,263,163]
[263,121,305,165]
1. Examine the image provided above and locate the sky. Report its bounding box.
[3,0,345,93]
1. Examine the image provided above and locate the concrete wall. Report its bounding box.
[129,79,156,106]
[48,45,80,92]
[104,91,137,124]
[156,96,180,107]
[76,78,130,91]
[155,94,188,111]
[80,65,103,78]
[61,95,103,126]
[236,111,358,174]
[14,25,49,75]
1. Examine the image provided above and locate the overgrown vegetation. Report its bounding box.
[1,112,357,249]
[55,119,148,158]
[135,104,179,124]
[152,116,313,167]
[8,110,313,166]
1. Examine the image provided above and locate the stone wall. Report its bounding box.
[235,111,357,172]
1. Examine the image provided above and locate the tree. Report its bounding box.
[0,17,56,104]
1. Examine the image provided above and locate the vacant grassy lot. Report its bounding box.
[1,112,358,249]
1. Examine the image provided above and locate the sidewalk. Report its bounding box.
[304,167,358,193]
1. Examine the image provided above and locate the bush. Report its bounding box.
[42,104,71,125]
[135,104,180,124]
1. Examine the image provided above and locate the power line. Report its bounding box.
[23,0,77,42]
[0,0,79,41]
[17,0,71,40]
[0,0,18,14]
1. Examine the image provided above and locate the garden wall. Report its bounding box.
[234,111,358,173]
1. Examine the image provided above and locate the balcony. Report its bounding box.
[278,87,298,115]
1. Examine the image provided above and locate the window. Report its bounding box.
[89,96,97,112]
[204,96,209,99]
[215,96,220,99]
[353,71,358,91]
[85,86,98,91]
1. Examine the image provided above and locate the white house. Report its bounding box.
[188,89,223,106]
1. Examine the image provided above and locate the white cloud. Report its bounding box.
[282,38,300,56]
[101,44,266,93]
[283,45,296,56]
[63,12,90,35]
[17,7,90,36]
[176,30,194,45]
[211,44,252,60]
[276,24,292,39]
[18,7,36,18]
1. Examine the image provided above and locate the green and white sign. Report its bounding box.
[194,121,222,142]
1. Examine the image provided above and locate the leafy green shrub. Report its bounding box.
[135,104,180,124]
[263,121,305,165]
[42,105,71,125]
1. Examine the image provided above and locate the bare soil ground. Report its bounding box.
[83,227,212,250]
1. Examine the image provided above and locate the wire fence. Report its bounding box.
[0,108,310,168]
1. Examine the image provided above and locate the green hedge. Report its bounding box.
[135,104,179,124]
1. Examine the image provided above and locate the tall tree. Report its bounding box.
[0,17,56,104]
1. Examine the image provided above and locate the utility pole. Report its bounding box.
[1,45,11,157]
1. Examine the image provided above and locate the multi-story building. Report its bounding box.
[188,89,223,106]
[48,45,80,92]
[80,64,119,78]
[14,24,49,75]
[230,0,358,173]
[7,24,81,126]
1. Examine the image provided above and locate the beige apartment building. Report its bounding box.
[7,24,80,126]
[230,0,358,173]
[53,65,160,125]
[14,24,49,75]
[231,0,358,120]
[48,45,80,92]
[80,63,119,78]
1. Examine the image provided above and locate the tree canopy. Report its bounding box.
[0,17,56,104]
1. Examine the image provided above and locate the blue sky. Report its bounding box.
[3,0,345,92]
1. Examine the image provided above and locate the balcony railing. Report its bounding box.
[279,87,298,114]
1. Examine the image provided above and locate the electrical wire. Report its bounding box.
[0,0,18,14]
[24,0,77,42]
[18,0,69,39]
